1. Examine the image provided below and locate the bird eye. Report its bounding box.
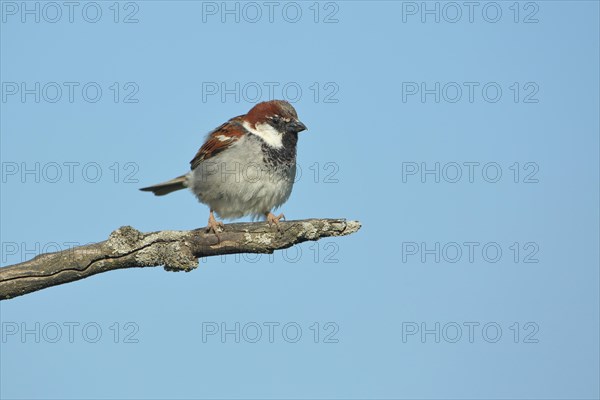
[271,116,282,124]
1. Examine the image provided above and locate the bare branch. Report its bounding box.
[0,218,361,300]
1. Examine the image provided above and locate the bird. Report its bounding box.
[140,100,307,236]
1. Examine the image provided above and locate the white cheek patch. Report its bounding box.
[243,121,283,149]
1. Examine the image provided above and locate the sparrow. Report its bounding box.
[140,100,307,235]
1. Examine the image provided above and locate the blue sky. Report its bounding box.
[1,1,599,399]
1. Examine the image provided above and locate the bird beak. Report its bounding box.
[290,120,307,133]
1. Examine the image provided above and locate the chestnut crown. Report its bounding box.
[246,100,307,134]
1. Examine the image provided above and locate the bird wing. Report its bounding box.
[190,115,247,170]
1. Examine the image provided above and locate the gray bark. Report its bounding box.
[0,218,361,300]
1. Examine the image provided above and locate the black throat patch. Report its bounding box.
[261,132,298,168]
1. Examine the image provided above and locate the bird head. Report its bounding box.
[243,100,307,148]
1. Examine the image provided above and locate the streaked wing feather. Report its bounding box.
[190,116,246,170]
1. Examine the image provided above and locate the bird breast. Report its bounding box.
[187,134,297,219]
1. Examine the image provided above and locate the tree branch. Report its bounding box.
[0,218,361,300]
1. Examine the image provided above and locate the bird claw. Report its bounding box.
[206,211,224,241]
[266,212,285,231]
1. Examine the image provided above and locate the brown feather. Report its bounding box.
[189,100,298,170]
[190,116,246,170]
[245,100,298,127]
[139,175,187,196]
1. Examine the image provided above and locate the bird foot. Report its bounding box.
[206,211,224,240]
[265,212,285,230]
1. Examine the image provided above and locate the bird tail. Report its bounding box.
[139,174,188,196]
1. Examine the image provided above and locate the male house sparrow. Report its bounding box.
[140,100,307,234]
